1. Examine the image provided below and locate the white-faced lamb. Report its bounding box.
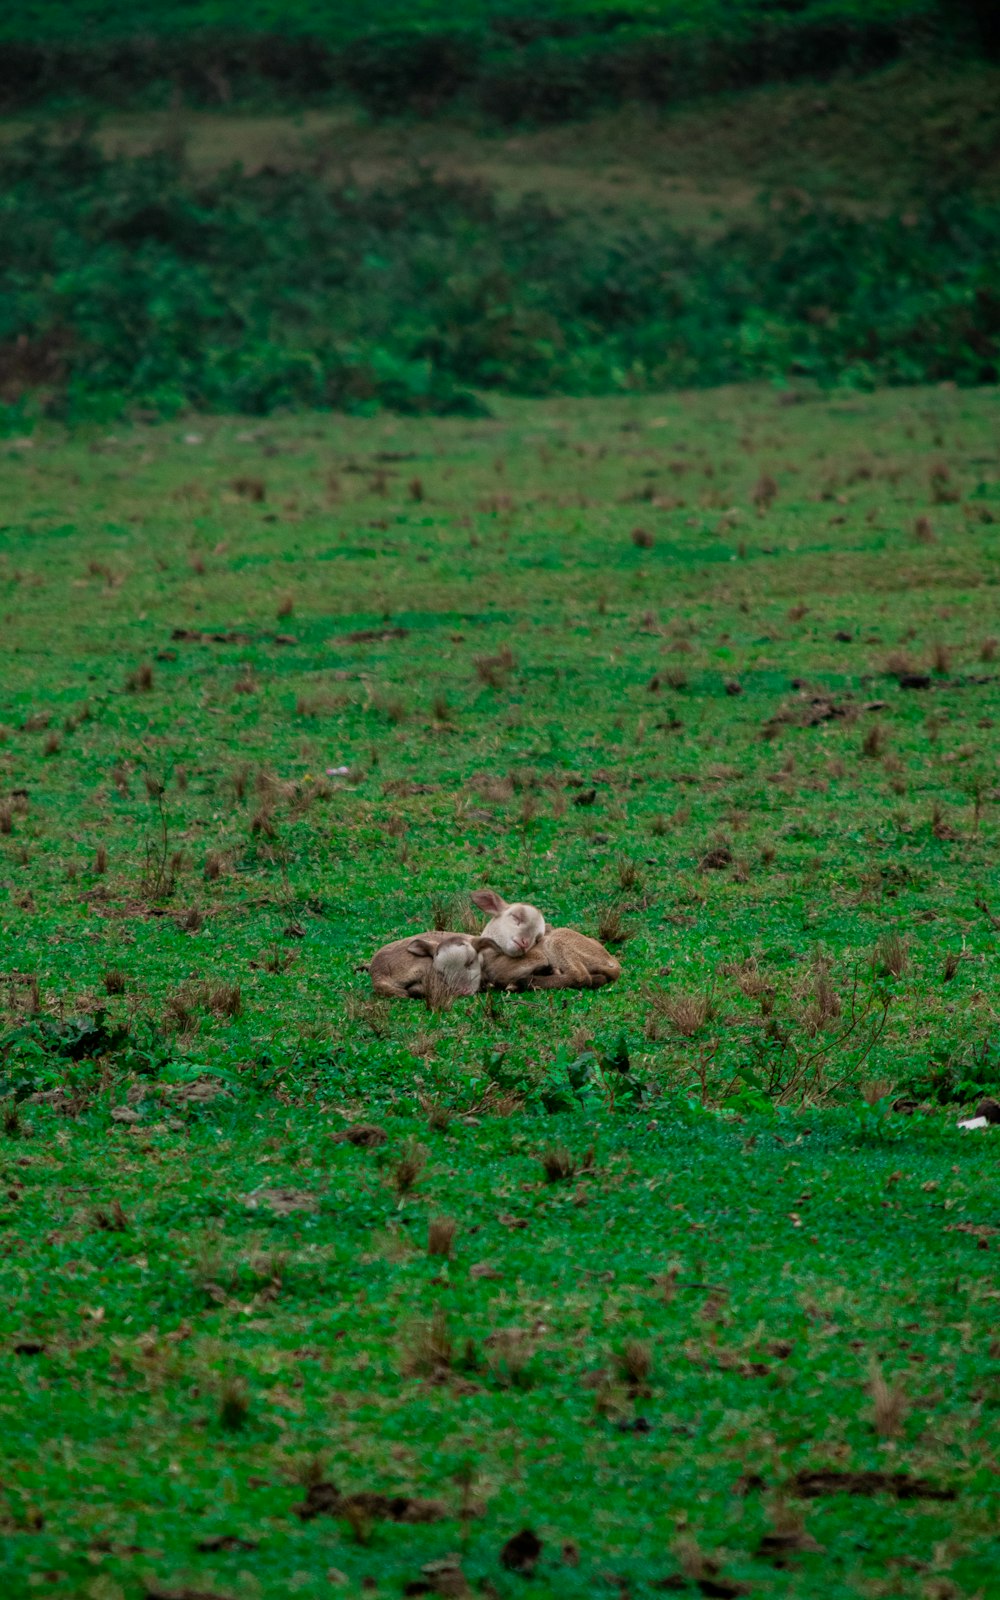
[369,932,493,1003]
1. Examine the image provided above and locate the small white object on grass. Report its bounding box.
[326,765,350,776]
[957,1117,990,1131]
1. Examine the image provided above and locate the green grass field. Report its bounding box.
[1,384,998,1599]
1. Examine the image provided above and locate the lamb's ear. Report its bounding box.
[472,936,503,953]
[471,889,506,915]
[407,937,435,957]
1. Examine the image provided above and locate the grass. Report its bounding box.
[1,382,999,1596]
[6,60,999,221]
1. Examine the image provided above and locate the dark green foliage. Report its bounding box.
[906,1032,1000,1105]
[0,1010,127,1067]
[0,2,962,116]
[2,135,998,421]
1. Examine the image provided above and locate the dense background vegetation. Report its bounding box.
[1,135,999,422]
[0,0,988,115]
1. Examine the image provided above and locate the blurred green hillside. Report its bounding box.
[1,0,986,116]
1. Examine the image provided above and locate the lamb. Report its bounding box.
[369,932,493,1003]
[370,888,620,1001]
[470,889,546,957]
[480,927,621,992]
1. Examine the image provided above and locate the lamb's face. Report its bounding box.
[492,901,545,957]
[433,936,482,996]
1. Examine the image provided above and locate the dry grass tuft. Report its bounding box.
[597,903,630,945]
[874,931,908,979]
[861,722,888,758]
[103,969,127,995]
[474,647,515,689]
[93,1199,129,1232]
[752,472,778,513]
[861,1077,894,1106]
[431,692,452,723]
[485,1326,536,1389]
[981,636,998,662]
[218,1378,250,1431]
[430,893,462,932]
[868,1359,908,1438]
[427,1216,458,1259]
[630,526,654,548]
[616,855,643,891]
[729,958,774,1005]
[203,983,241,1020]
[616,1338,653,1392]
[540,1147,576,1183]
[231,475,266,502]
[392,1140,428,1196]
[372,690,408,724]
[165,978,241,1030]
[930,641,951,675]
[646,988,714,1038]
[884,650,914,678]
[400,1306,455,1378]
[913,514,936,543]
[203,850,225,881]
[250,806,275,837]
[929,461,958,504]
[125,663,154,693]
[802,961,841,1032]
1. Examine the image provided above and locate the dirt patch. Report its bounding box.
[756,1528,825,1563]
[404,1558,470,1597]
[170,627,298,646]
[788,1468,955,1501]
[338,626,409,644]
[171,628,252,644]
[764,692,885,733]
[241,1188,318,1214]
[145,1589,237,1600]
[500,1529,542,1574]
[160,1076,232,1105]
[194,1534,257,1552]
[332,1122,387,1147]
[294,1483,448,1523]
